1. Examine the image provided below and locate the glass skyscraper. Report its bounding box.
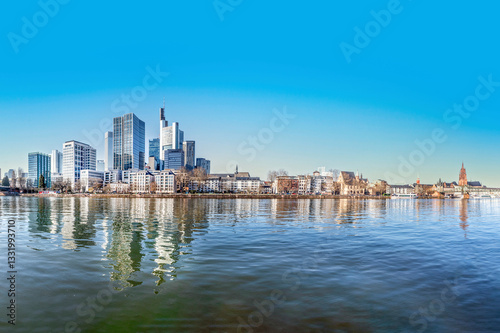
[113,113,145,170]
[28,152,51,188]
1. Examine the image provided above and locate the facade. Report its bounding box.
[62,140,97,186]
[164,149,184,170]
[51,150,63,174]
[388,185,414,195]
[149,138,160,170]
[104,131,113,171]
[338,171,368,195]
[183,141,195,171]
[153,170,177,194]
[28,152,51,188]
[113,113,145,171]
[80,170,105,192]
[274,176,299,194]
[103,170,122,186]
[129,170,154,193]
[196,158,211,174]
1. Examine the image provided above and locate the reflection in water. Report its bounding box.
[4,196,498,332]
[460,200,469,238]
[27,198,476,291]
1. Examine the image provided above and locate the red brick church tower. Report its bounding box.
[459,163,468,186]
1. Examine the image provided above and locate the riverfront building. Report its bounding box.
[113,113,146,171]
[62,140,96,186]
[28,152,52,188]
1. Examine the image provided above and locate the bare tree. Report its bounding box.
[193,167,208,192]
[90,178,103,193]
[74,180,82,193]
[176,167,193,193]
[267,170,278,182]
[268,169,288,182]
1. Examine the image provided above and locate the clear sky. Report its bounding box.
[1,1,500,185]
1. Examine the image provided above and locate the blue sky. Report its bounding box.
[1,0,500,185]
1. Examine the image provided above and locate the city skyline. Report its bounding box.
[2,2,500,185]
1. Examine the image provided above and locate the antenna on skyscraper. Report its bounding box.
[163,96,165,109]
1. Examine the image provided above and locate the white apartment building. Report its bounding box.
[80,170,104,192]
[104,170,122,186]
[62,140,96,187]
[154,170,176,194]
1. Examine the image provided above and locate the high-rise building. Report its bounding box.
[196,158,211,175]
[159,106,184,167]
[164,149,185,170]
[149,138,160,170]
[113,113,145,170]
[62,140,97,186]
[183,141,195,171]
[104,131,113,171]
[51,150,63,174]
[28,152,52,188]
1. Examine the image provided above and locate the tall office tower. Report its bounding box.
[51,150,63,174]
[113,113,145,170]
[149,138,160,170]
[183,141,195,171]
[104,131,113,171]
[96,160,105,172]
[196,158,211,175]
[164,149,185,170]
[62,140,97,186]
[159,106,184,168]
[28,152,52,188]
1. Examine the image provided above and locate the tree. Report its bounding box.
[267,169,288,182]
[176,167,192,193]
[90,178,103,193]
[74,180,82,193]
[193,167,208,192]
[2,176,9,187]
[39,174,46,189]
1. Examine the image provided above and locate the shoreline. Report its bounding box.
[15,193,411,200]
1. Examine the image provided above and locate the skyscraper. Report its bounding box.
[149,138,160,170]
[50,150,63,174]
[104,131,113,171]
[28,152,52,188]
[196,158,211,175]
[183,141,195,171]
[62,140,97,186]
[159,106,184,167]
[113,113,145,170]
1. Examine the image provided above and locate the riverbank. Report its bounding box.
[19,193,392,200]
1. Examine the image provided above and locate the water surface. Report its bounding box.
[0,197,499,332]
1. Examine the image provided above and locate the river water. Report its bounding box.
[0,197,499,332]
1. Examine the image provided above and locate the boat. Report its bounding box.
[391,193,417,199]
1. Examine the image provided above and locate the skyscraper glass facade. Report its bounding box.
[28,152,51,188]
[113,113,145,170]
